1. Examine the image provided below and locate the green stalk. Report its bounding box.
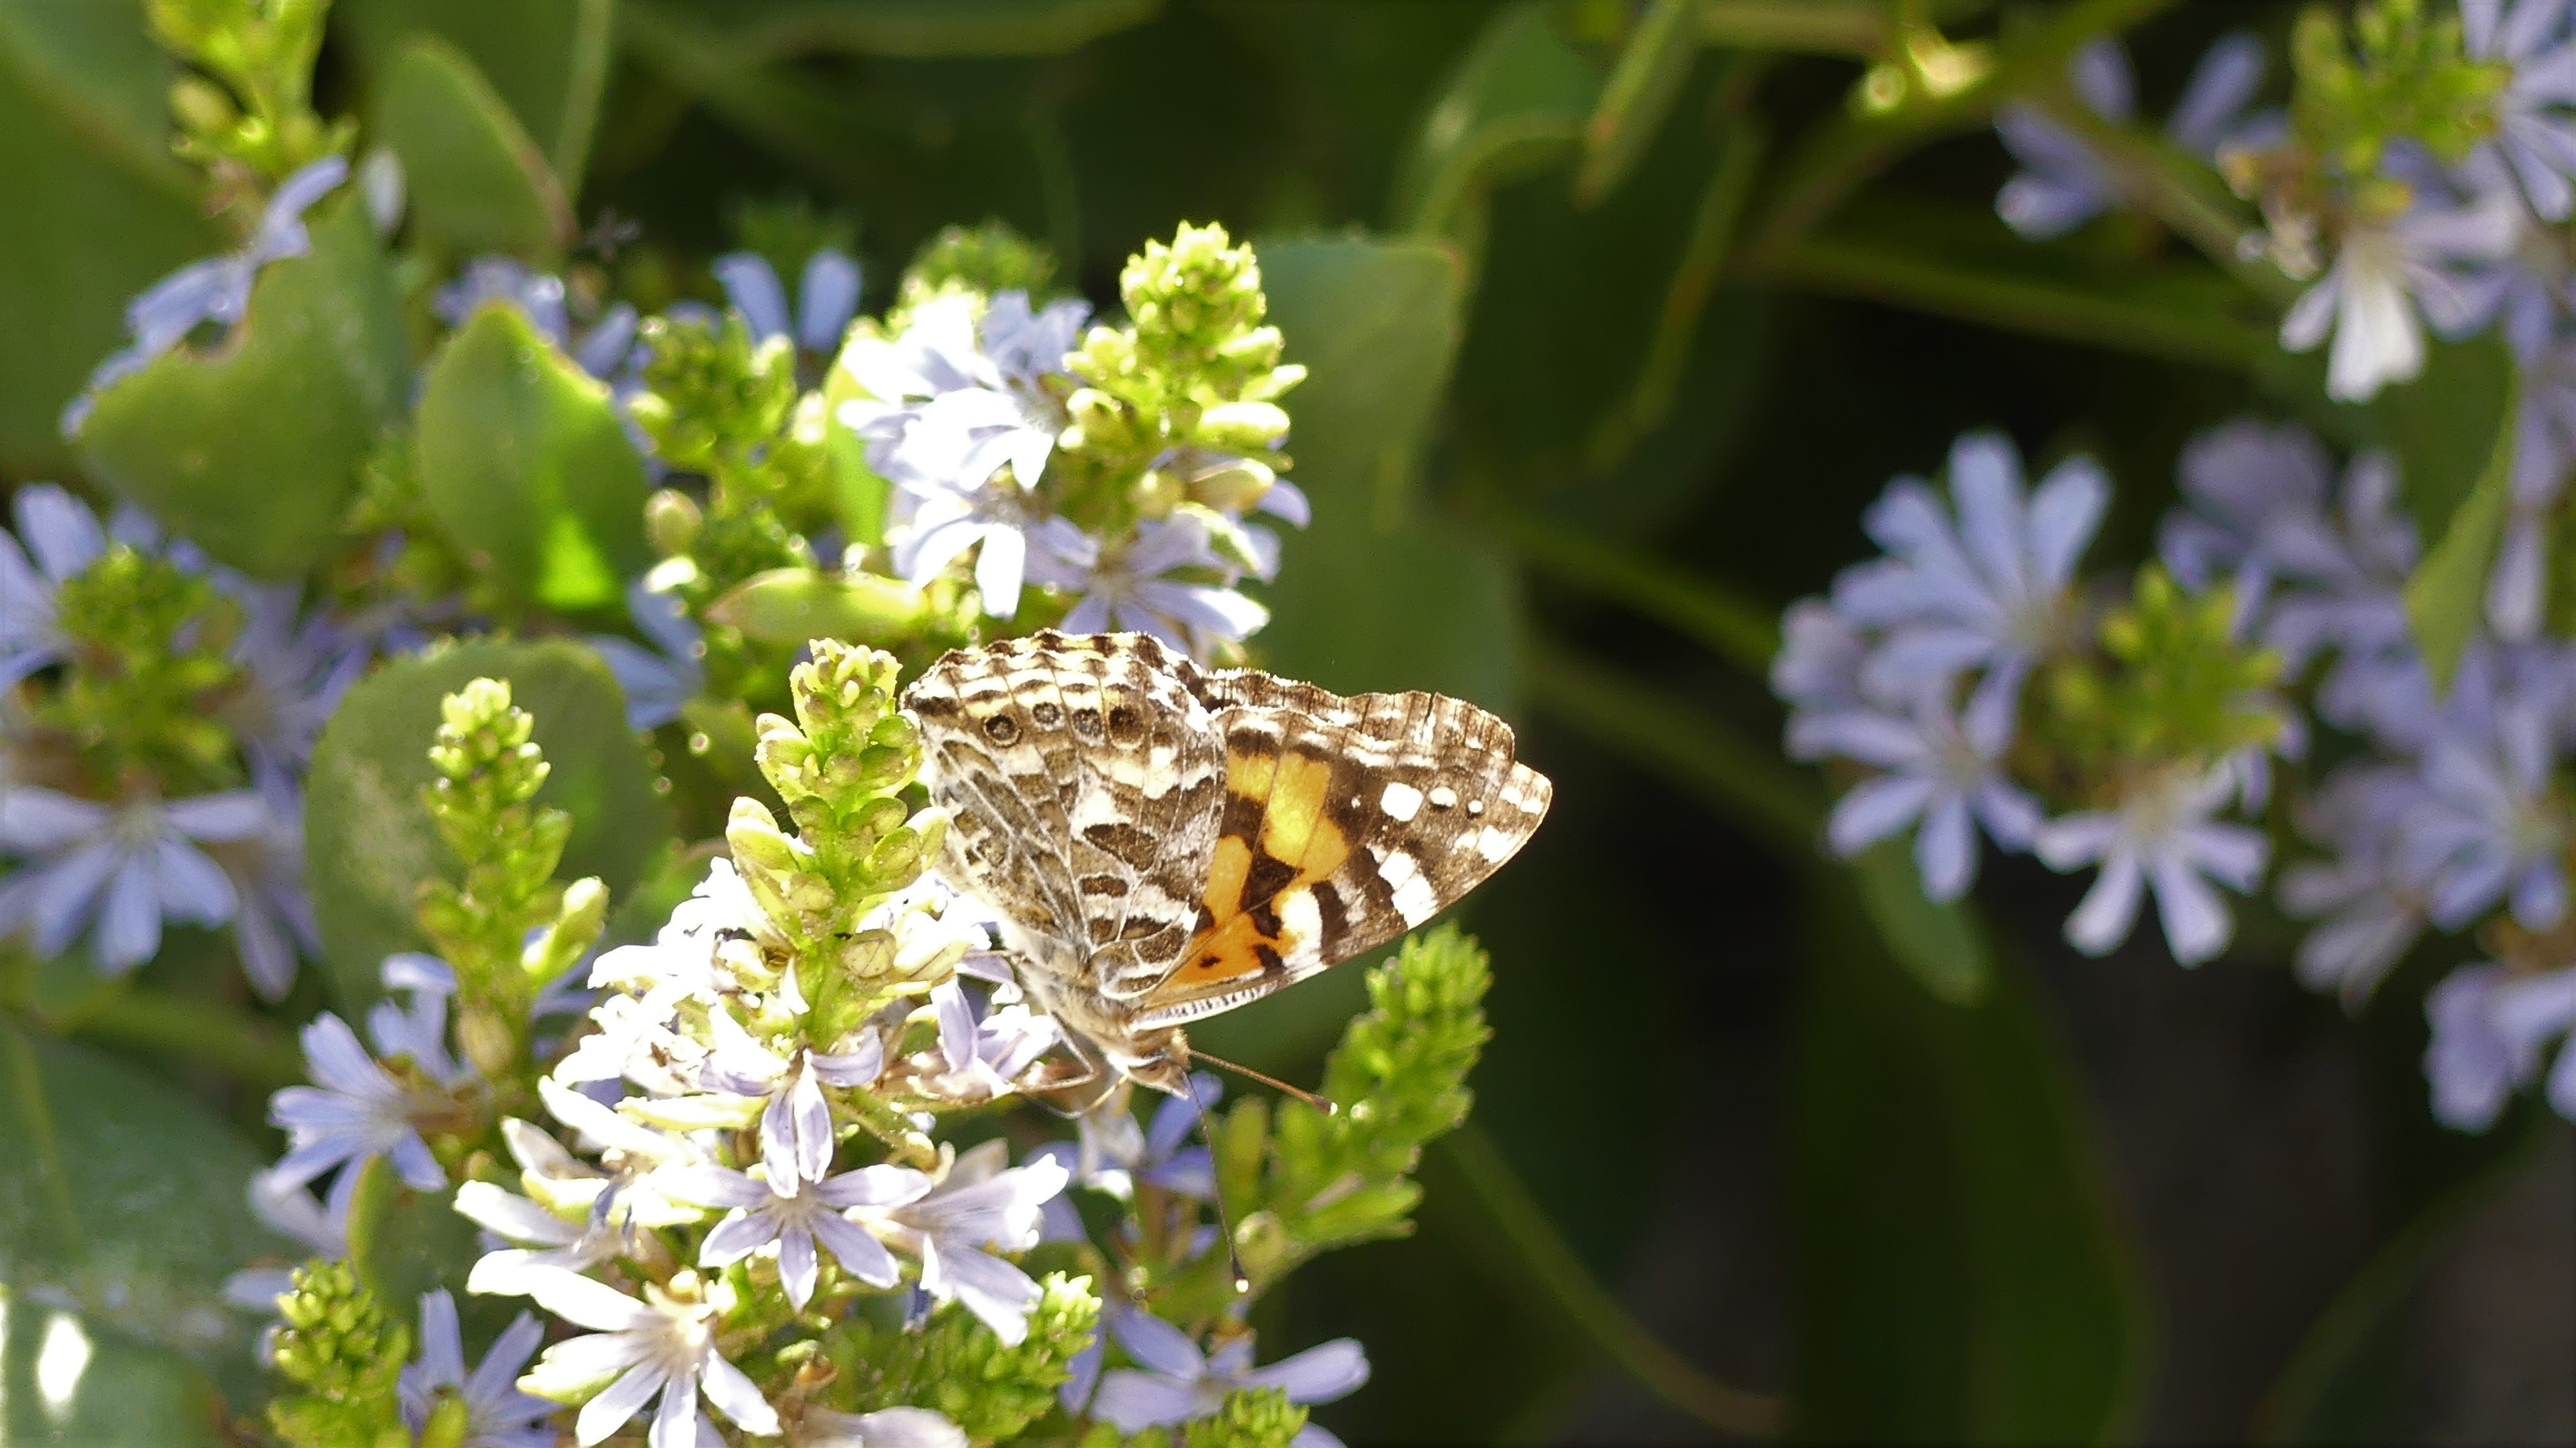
[1431,1125,1785,1437]
[1477,504,1781,675]
[57,987,306,1091]
[1522,642,1818,848]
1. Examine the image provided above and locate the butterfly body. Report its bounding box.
[902,631,1551,1099]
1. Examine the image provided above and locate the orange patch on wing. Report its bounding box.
[1168,913,1276,987]
[1202,833,1253,921]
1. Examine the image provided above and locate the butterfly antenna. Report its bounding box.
[1188,1048,1338,1116]
[1180,1069,1251,1295]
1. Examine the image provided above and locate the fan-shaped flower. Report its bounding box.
[2280,186,2518,403]
[2035,765,2270,964]
[516,1268,781,1448]
[1804,685,2042,900]
[0,786,269,972]
[400,1290,556,1448]
[714,247,864,356]
[843,1141,1068,1344]
[1087,1309,1369,1448]
[2424,960,2576,1129]
[1994,33,2266,238]
[2463,0,2576,221]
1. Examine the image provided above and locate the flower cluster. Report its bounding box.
[835,222,1307,660]
[1,482,370,996]
[1779,416,2576,1134]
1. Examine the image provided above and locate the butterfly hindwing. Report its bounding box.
[1130,676,1552,1026]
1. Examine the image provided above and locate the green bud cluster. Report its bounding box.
[1059,224,1306,535]
[823,1273,1101,1442]
[37,544,245,793]
[1183,1387,1311,1448]
[632,313,807,482]
[730,641,951,1022]
[2291,0,2505,177]
[416,679,607,1078]
[263,1259,412,1448]
[147,0,350,213]
[2041,566,2284,791]
[1151,927,1490,1322]
[889,220,1063,329]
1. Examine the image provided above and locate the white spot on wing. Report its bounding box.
[1477,825,1520,861]
[1428,785,1459,810]
[1276,885,1323,969]
[1379,781,1424,822]
[1377,849,1439,926]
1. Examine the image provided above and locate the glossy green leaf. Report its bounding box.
[2401,373,2519,692]
[373,35,574,259]
[340,0,616,194]
[1251,234,1519,710]
[414,301,651,614]
[2374,337,2518,548]
[653,0,1162,59]
[706,567,931,645]
[303,638,676,1015]
[0,1023,292,1409]
[1573,0,1701,207]
[1852,840,1992,1005]
[76,196,404,578]
[0,1293,224,1447]
[0,0,190,184]
[1788,909,2145,1443]
[0,40,218,476]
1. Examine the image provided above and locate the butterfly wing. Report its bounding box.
[1127,667,1553,1027]
[904,633,1227,995]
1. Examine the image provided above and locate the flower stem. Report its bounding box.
[1522,642,1819,848]
[1698,0,1888,56]
[1475,507,1781,676]
[50,986,306,1091]
[1431,1125,1785,1437]
[1740,0,2187,267]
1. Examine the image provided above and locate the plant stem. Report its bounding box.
[1477,505,1780,674]
[1522,642,1819,848]
[1771,234,2274,369]
[1432,1125,1785,1437]
[2040,97,2300,307]
[1741,0,2186,267]
[1698,0,1886,55]
[53,987,306,1091]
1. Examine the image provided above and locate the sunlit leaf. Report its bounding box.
[1390,3,1600,242]
[340,0,616,195]
[77,197,405,578]
[413,300,651,614]
[0,1293,224,1447]
[372,35,574,258]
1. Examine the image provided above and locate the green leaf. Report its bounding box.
[1572,0,1701,207]
[372,35,574,259]
[0,50,216,475]
[413,301,651,614]
[705,567,932,645]
[2375,337,2517,547]
[652,0,1163,59]
[303,638,676,1014]
[341,1157,480,1335]
[1851,840,1992,1005]
[0,0,191,184]
[2401,370,2519,692]
[1251,235,1520,709]
[0,1293,224,1447]
[1390,3,1599,242]
[0,1022,292,1409]
[339,0,616,194]
[1788,911,2146,1443]
[76,196,406,578]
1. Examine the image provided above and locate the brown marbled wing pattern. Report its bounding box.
[903,630,1552,1083]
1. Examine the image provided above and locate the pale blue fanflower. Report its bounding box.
[665,1160,909,1310]
[435,256,643,382]
[1088,1310,1368,1448]
[2280,181,2519,402]
[2280,763,2432,1005]
[223,1172,348,1313]
[463,1082,701,1299]
[265,963,475,1223]
[588,581,703,731]
[796,1405,967,1448]
[220,578,366,795]
[712,247,863,355]
[1040,514,1272,655]
[1804,685,2041,900]
[400,1290,556,1448]
[0,786,267,971]
[1034,1074,1218,1241]
[2424,960,2576,1129]
[694,1009,886,1187]
[516,1266,781,1448]
[2488,335,2576,639]
[222,786,322,1001]
[1994,33,2264,238]
[1,484,110,684]
[1772,598,1874,759]
[1830,432,2108,725]
[2464,0,2576,220]
[62,155,350,435]
[2034,765,2269,965]
[844,1140,1069,1345]
[840,290,1090,495]
[2397,658,2574,931]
